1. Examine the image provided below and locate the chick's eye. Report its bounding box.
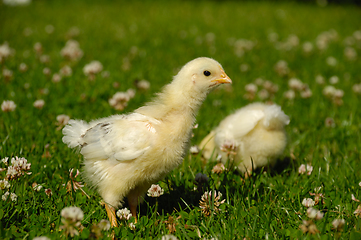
[203,70,211,76]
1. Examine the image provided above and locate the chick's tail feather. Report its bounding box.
[262,105,290,130]
[62,119,89,148]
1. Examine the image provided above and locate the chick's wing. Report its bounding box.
[80,113,158,162]
[215,109,265,144]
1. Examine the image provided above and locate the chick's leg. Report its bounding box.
[127,191,139,223]
[105,203,118,227]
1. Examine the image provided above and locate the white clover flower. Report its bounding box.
[3,0,31,6]
[14,157,31,170]
[98,219,110,231]
[354,30,361,40]
[3,68,13,80]
[61,206,84,222]
[352,194,360,202]
[161,234,178,240]
[60,206,84,237]
[332,219,345,231]
[5,156,31,180]
[116,207,132,221]
[147,184,164,197]
[56,114,70,126]
[316,30,338,50]
[40,55,50,63]
[127,88,136,98]
[121,57,131,71]
[274,60,289,76]
[258,89,269,100]
[67,27,80,38]
[302,42,313,53]
[288,78,304,91]
[33,183,43,191]
[0,42,13,63]
[276,35,299,51]
[300,88,312,99]
[1,157,9,164]
[52,73,62,83]
[307,207,318,218]
[1,100,16,112]
[263,80,278,93]
[189,145,200,155]
[129,222,136,230]
[284,90,295,100]
[353,83,361,94]
[233,39,254,57]
[0,179,11,189]
[333,89,344,98]
[299,219,319,234]
[323,85,337,97]
[2,191,9,201]
[240,63,250,72]
[33,99,45,109]
[315,211,324,220]
[287,34,299,47]
[199,190,225,216]
[108,90,135,111]
[245,83,258,93]
[315,75,325,85]
[63,168,87,197]
[359,182,361,187]
[6,166,18,179]
[33,236,51,240]
[42,67,51,76]
[254,78,264,86]
[325,117,336,128]
[19,63,28,72]
[354,205,361,217]
[307,207,324,220]
[61,40,83,61]
[302,198,315,208]
[10,192,17,202]
[136,79,150,90]
[344,47,357,61]
[59,65,72,77]
[33,42,43,53]
[298,164,313,175]
[326,56,337,66]
[83,60,103,78]
[101,71,110,78]
[45,188,52,197]
[109,92,129,110]
[212,163,226,174]
[329,76,339,84]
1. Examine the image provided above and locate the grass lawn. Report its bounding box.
[1,0,361,239]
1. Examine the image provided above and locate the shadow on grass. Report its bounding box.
[123,156,294,217]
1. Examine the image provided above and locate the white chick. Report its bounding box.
[62,57,232,226]
[199,102,289,175]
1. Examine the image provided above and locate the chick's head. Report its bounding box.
[174,57,232,94]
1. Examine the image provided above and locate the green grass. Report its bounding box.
[1,0,361,239]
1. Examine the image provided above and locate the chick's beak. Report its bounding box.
[212,71,232,84]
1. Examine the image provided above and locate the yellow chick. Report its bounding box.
[62,57,232,227]
[199,102,289,175]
